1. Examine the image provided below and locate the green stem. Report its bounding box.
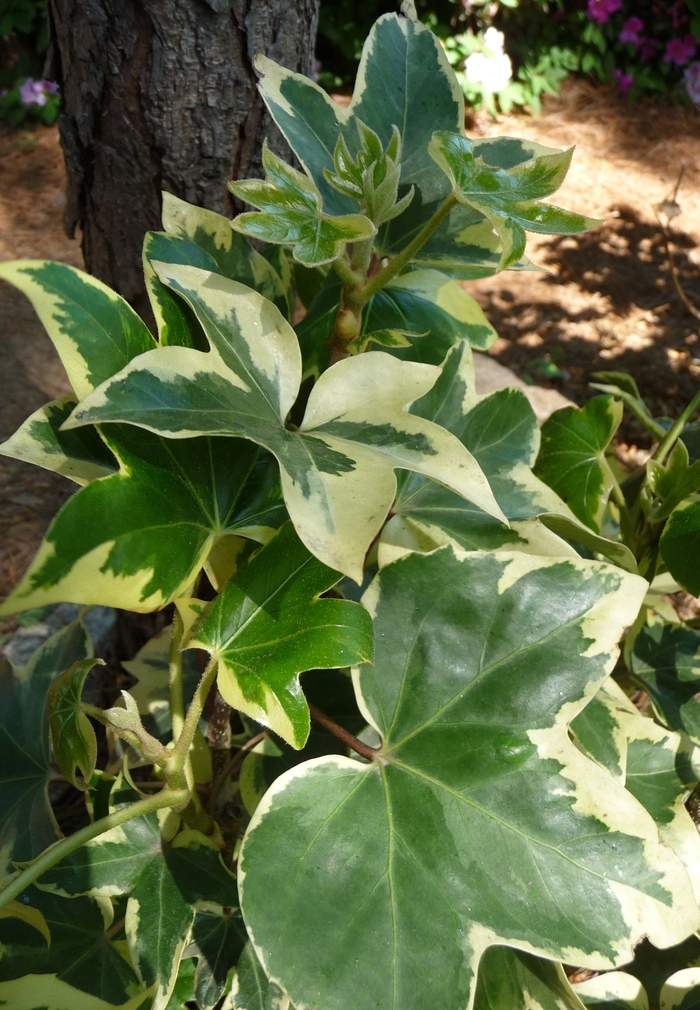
[332,253,363,290]
[359,193,457,303]
[0,787,187,913]
[165,657,217,778]
[605,461,635,551]
[654,389,700,465]
[169,609,186,743]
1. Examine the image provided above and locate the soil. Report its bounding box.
[1,78,700,603]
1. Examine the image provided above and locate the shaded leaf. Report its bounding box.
[534,396,623,532]
[184,522,374,749]
[66,263,504,581]
[660,496,700,597]
[48,656,104,789]
[239,548,695,1010]
[0,620,91,860]
[661,968,700,1010]
[232,942,290,1010]
[0,899,51,945]
[0,885,139,1003]
[0,975,153,1010]
[475,946,584,1010]
[630,622,700,746]
[186,910,246,1009]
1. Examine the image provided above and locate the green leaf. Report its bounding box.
[0,976,152,1010]
[230,143,375,267]
[625,937,700,1010]
[48,656,104,789]
[66,263,505,581]
[1,426,286,614]
[184,522,374,749]
[160,191,290,318]
[647,443,700,522]
[123,624,202,742]
[0,260,155,399]
[661,968,700,1010]
[233,942,290,1010]
[428,132,598,269]
[185,910,247,1010]
[143,230,219,350]
[239,548,696,1010]
[660,496,700,596]
[40,816,240,1009]
[165,958,196,1010]
[570,679,629,783]
[0,620,91,860]
[534,396,624,532]
[0,886,139,1003]
[0,395,118,486]
[0,899,51,945]
[474,946,584,1010]
[630,622,700,746]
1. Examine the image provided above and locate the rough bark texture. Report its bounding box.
[48,0,320,314]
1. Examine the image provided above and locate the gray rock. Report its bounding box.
[473,352,573,424]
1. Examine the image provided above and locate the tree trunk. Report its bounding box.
[47,0,320,316]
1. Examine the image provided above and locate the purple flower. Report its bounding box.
[17,77,59,107]
[664,35,698,66]
[619,17,644,45]
[639,38,658,63]
[586,0,622,25]
[613,68,634,96]
[685,61,700,103]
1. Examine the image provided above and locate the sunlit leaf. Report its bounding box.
[184,523,374,749]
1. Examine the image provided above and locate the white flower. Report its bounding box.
[483,27,505,55]
[464,49,512,93]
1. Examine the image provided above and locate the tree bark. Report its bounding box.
[47,0,320,316]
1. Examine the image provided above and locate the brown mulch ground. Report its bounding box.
[1,78,700,602]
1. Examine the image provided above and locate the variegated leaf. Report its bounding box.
[0,976,152,1010]
[66,263,504,581]
[1,425,285,614]
[661,968,700,1010]
[185,910,247,1010]
[0,620,91,860]
[40,813,240,1010]
[630,622,700,747]
[239,547,696,1010]
[475,946,585,1010]
[230,143,375,267]
[0,260,155,399]
[233,942,290,1010]
[574,972,649,1010]
[0,395,118,486]
[183,523,374,749]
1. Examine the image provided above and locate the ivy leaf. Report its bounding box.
[48,657,104,790]
[382,340,632,567]
[40,815,240,1009]
[534,395,624,532]
[573,972,648,1010]
[0,395,117,486]
[0,886,139,1003]
[0,976,152,1010]
[233,942,291,1010]
[66,263,504,581]
[0,260,155,399]
[230,143,376,267]
[660,496,700,597]
[0,900,51,945]
[630,622,700,746]
[1,426,286,614]
[185,910,247,1010]
[239,547,697,1010]
[0,620,91,860]
[474,946,584,1010]
[184,522,374,749]
[570,679,629,783]
[660,969,700,1010]
[428,132,598,269]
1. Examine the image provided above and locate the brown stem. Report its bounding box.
[665,235,700,321]
[308,703,380,761]
[208,731,267,817]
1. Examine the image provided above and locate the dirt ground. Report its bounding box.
[1,78,699,602]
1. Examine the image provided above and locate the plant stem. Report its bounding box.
[308,703,380,761]
[208,731,266,817]
[169,609,186,742]
[0,787,187,913]
[165,657,217,777]
[359,193,457,303]
[604,460,635,552]
[654,388,700,465]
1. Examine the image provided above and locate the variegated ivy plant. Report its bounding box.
[2,4,700,1010]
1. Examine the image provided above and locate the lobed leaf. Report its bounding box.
[48,656,104,789]
[184,522,374,749]
[233,942,290,1010]
[0,620,91,860]
[534,396,623,532]
[185,910,247,1010]
[230,143,375,267]
[65,263,504,581]
[239,547,696,1010]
